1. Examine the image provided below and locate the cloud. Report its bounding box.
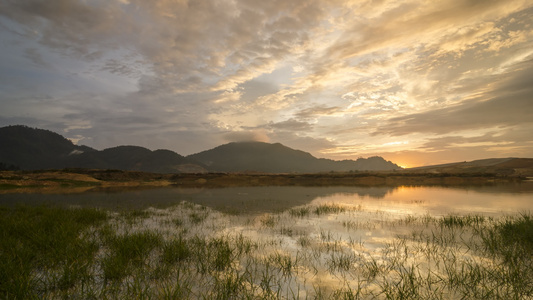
[0,0,329,93]
[293,0,533,112]
[326,0,529,60]
[267,119,313,131]
[295,105,340,119]
[23,48,49,67]
[375,58,533,136]
[223,130,270,143]
[1,0,532,164]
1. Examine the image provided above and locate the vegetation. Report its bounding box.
[0,205,108,298]
[1,169,522,195]
[1,202,531,299]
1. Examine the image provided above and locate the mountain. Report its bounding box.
[64,146,207,173]
[405,158,533,176]
[0,125,206,173]
[187,142,401,172]
[0,125,400,173]
[0,125,93,170]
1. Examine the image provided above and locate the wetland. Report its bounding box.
[1,174,532,299]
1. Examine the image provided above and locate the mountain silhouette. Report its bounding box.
[0,125,205,173]
[405,157,533,176]
[187,141,401,172]
[64,146,205,173]
[0,125,93,170]
[0,125,401,173]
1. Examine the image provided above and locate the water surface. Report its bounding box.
[1,182,531,215]
[2,182,532,298]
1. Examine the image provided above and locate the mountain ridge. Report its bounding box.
[1,125,399,173]
[0,125,204,173]
[188,141,401,173]
[404,157,533,176]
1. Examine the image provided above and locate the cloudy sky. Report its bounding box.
[1,0,532,167]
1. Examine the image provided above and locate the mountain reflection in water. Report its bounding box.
[1,182,531,216]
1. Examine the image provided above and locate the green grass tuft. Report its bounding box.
[313,203,346,215]
[102,230,162,282]
[0,205,107,298]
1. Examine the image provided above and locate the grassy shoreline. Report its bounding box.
[1,202,531,299]
[0,169,524,194]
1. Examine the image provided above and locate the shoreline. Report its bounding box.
[0,169,525,194]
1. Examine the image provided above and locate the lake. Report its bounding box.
[2,182,532,298]
[2,181,532,215]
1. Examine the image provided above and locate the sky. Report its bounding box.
[1,0,532,168]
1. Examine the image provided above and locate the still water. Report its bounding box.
[2,182,533,298]
[2,182,532,216]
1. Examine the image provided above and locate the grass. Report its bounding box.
[44,178,101,187]
[260,214,277,227]
[1,202,532,299]
[101,230,163,282]
[161,235,190,264]
[289,206,310,218]
[313,203,346,215]
[0,205,107,298]
[496,213,533,252]
[188,211,208,224]
[0,183,26,190]
[439,214,488,228]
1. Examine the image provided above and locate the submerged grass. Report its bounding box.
[313,203,346,215]
[1,202,532,299]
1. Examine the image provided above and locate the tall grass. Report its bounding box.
[1,203,532,299]
[101,230,163,282]
[313,203,346,215]
[0,205,107,298]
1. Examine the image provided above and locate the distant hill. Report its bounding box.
[0,125,93,170]
[187,142,401,172]
[0,125,206,173]
[64,146,206,173]
[0,125,401,173]
[405,158,533,176]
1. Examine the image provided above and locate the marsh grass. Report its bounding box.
[495,213,533,253]
[188,211,208,224]
[101,230,163,282]
[343,220,376,230]
[313,203,346,215]
[0,205,107,298]
[120,209,151,222]
[0,183,24,190]
[260,214,277,227]
[289,207,310,218]
[439,214,487,228]
[161,235,190,264]
[1,202,532,299]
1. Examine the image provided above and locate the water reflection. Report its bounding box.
[1,182,532,215]
[311,184,533,217]
[0,186,398,212]
[2,182,532,298]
